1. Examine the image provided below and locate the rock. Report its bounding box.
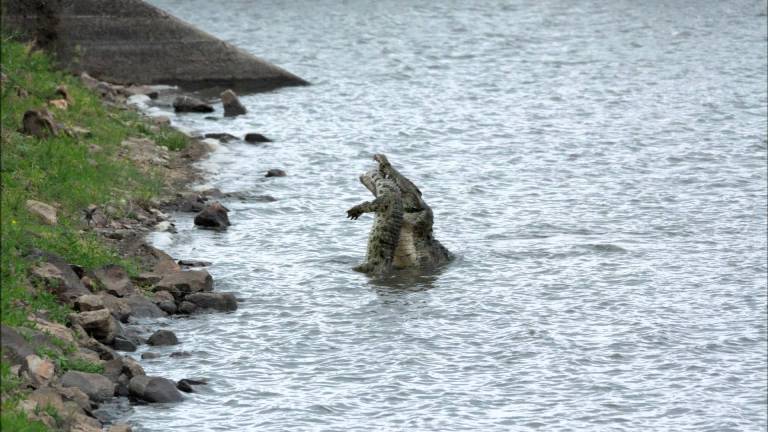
[173,96,214,113]
[153,290,175,303]
[157,301,177,315]
[147,330,178,346]
[203,132,238,142]
[23,354,55,387]
[108,424,133,432]
[185,292,238,312]
[254,195,278,202]
[154,221,173,232]
[60,371,115,402]
[174,192,207,213]
[152,115,171,126]
[120,137,169,166]
[176,379,195,393]
[92,265,136,297]
[72,348,101,364]
[68,413,103,432]
[178,301,197,315]
[69,309,118,344]
[169,351,191,359]
[112,335,137,352]
[97,292,132,323]
[141,352,160,360]
[221,89,246,117]
[154,270,213,300]
[55,385,91,412]
[75,294,105,312]
[124,294,167,318]
[80,338,119,361]
[27,252,91,305]
[26,199,57,225]
[48,98,69,110]
[21,109,58,138]
[194,201,230,230]
[0,325,34,365]
[122,356,145,379]
[178,260,212,268]
[135,273,162,286]
[27,386,66,415]
[29,316,76,344]
[265,169,286,177]
[102,359,124,382]
[244,133,272,143]
[129,376,184,403]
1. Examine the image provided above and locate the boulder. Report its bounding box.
[21,109,58,138]
[97,292,132,323]
[68,412,103,432]
[26,199,57,225]
[173,96,213,113]
[157,301,177,315]
[176,379,199,393]
[265,169,286,177]
[112,335,137,352]
[194,201,230,230]
[69,309,119,344]
[27,251,91,304]
[244,133,272,143]
[108,425,132,432]
[0,325,34,365]
[23,354,55,387]
[122,356,145,379]
[220,89,246,117]
[152,115,171,126]
[185,292,238,312]
[203,132,238,142]
[153,290,175,303]
[29,316,76,344]
[92,265,136,298]
[128,376,183,403]
[141,352,161,360]
[60,371,115,402]
[154,270,213,300]
[80,338,119,361]
[75,294,105,312]
[147,330,178,346]
[178,301,197,315]
[124,294,166,318]
[55,385,92,412]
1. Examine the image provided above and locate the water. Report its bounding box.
[127,1,767,430]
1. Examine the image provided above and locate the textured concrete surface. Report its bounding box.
[2,0,308,93]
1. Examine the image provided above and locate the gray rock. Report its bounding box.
[157,301,177,315]
[173,96,213,113]
[154,270,213,300]
[265,169,286,177]
[112,335,137,352]
[194,201,230,230]
[21,110,58,139]
[176,378,207,393]
[92,265,135,297]
[244,133,272,143]
[23,354,55,387]
[221,89,246,117]
[178,301,197,315]
[203,133,238,142]
[26,199,58,225]
[74,294,105,312]
[97,292,132,322]
[1,325,34,365]
[169,351,191,358]
[69,309,119,344]
[27,251,90,305]
[147,330,178,346]
[60,371,115,402]
[128,376,183,403]
[124,294,166,318]
[185,292,238,312]
[141,352,161,360]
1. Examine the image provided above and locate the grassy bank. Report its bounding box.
[1,37,189,430]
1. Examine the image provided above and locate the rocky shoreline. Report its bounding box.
[2,72,255,431]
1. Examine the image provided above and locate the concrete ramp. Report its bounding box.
[2,0,308,93]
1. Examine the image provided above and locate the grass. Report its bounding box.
[1,36,192,432]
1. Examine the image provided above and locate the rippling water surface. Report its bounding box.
[128,1,767,430]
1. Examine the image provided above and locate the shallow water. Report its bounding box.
[127,1,767,430]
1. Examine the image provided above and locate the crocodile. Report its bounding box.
[346,168,403,274]
[347,154,452,274]
[372,154,453,269]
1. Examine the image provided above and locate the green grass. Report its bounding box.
[1,36,192,432]
[0,37,189,327]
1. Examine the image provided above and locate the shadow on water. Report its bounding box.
[365,256,461,295]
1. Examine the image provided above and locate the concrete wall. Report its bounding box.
[2,0,308,93]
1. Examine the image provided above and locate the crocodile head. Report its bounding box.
[359,168,383,197]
